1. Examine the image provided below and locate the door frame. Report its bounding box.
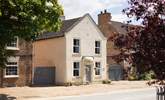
[85,65,92,83]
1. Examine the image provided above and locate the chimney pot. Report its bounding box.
[104,9,107,13]
[101,11,103,14]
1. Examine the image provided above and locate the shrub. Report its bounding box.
[64,82,73,86]
[102,80,111,84]
[139,71,155,80]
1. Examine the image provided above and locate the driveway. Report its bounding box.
[37,88,156,100]
[0,81,154,100]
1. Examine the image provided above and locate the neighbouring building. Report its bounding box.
[32,14,107,85]
[98,10,130,81]
[0,37,32,87]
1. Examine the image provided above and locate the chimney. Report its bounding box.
[98,9,112,25]
[60,15,65,21]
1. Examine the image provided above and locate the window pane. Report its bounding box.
[73,70,79,76]
[95,62,101,75]
[95,69,100,75]
[7,37,17,47]
[95,41,100,54]
[6,66,18,75]
[95,48,100,54]
[95,41,100,47]
[73,47,79,53]
[73,62,80,76]
[74,62,79,68]
[6,62,18,76]
[96,62,100,68]
[73,39,80,53]
[74,39,79,45]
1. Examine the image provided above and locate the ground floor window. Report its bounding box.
[5,62,18,77]
[73,62,80,76]
[95,62,101,75]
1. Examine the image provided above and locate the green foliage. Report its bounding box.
[64,82,73,86]
[102,80,111,84]
[114,0,165,82]
[0,0,63,68]
[139,71,155,80]
[128,74,138,81]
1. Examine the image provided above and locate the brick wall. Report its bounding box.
[98,10,122,66]
[1,39,32,87]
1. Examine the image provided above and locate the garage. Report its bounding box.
[108,64,123,81]
[33,67,55,85]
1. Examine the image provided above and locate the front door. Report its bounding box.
[85,65,92,82]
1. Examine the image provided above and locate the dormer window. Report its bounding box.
[73,39,80,53]
[95,41,101,54]
[6,37,19,50]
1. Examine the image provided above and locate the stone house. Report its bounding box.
[0,37,32,87]
[32,14,107,85]
[98,10,130,81]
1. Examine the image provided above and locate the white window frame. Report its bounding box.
[73,39,80,54]
[6,37,19,50]
[4,57,19,78]
[4,62,19,78]
[95,41,101,54]
[73,62,80,77]
[95,62,101,75]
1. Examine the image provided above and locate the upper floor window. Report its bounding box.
[73,62,80,76]
[5,62,19,77]
[95,41,101,54]
[7,37,19,50]
[73,39,80,53]
[95,62,101,75]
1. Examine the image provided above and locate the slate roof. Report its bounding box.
[36,17,82,40]
[110,21,128,34]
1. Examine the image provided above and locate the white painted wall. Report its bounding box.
[65,15,107,82]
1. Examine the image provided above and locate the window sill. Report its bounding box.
[72,76,80,79]
[95,54,102,57]
[4,75,19,78]
[72,53,81,57]
[6,47,19,50]
[95,75,102,79]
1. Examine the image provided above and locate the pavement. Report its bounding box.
[0,81,155,100]
[24,88,156,100]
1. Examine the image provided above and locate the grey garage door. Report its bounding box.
[33,67,55,85]
[109,64,123,81]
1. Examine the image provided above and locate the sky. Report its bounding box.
[59,0,130,23]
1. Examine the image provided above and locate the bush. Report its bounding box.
[139,71,155,80]
[128,74,138,81]
[102,80,111,84]
[64,82,73,86]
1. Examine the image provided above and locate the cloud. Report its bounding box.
[59,0,128,22]
[112,14,128,22]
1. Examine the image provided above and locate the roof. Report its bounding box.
[110,21,128,34]
[36,17,82,40]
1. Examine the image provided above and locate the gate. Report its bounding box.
[109,64,123,81]
[157,86,165,100]
[33,67,55,85]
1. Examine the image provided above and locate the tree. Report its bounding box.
[0,0,63,87]
[114,0,165,84]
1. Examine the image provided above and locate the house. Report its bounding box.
[0,37,32,87]
[98,10,130,81]
[32,14,107,85]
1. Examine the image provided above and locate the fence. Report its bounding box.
[157,86,165,100]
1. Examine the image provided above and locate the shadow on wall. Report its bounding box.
[0,94,16,100]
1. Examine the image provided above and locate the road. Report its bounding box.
[32,88,156,100]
